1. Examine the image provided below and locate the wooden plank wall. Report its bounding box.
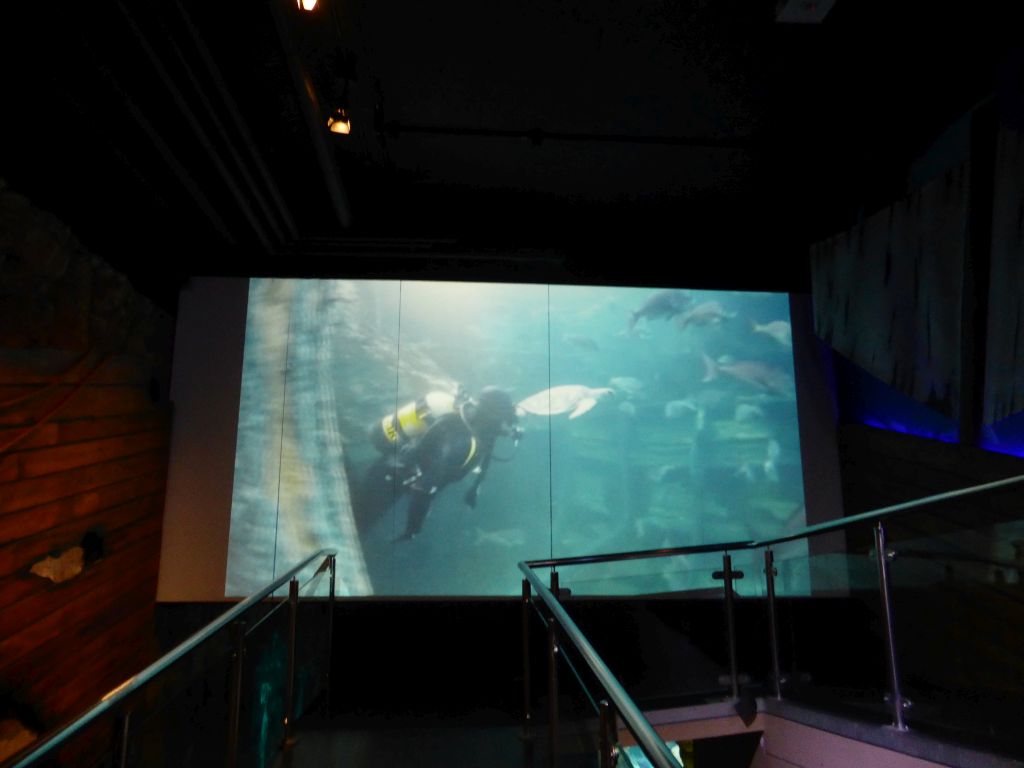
[0,350,171,730]
[0,183,175,757]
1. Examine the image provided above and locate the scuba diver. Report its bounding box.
[364,385,521,541]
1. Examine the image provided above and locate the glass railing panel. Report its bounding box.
[553,552,728,598]
[291,585,333,725]
[772,537,891,724]
[547,557,741,710]
[724,548,767,599]
[8,552,335,768]
[39,711,120,768]
[522,564,688,768]
[522,475,1024,765]
[885,496,1024,758]
[548,673,605,768]
[544,548,785,707]
[109,585,329,768]
[237,573,332,767]
[237,601,290,768]
[621,740,688,768]
[521,587,609,768]
[118,632,234,768]
[12,641,239,768]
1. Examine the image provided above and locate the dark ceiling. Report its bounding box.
[3,1,1022,313]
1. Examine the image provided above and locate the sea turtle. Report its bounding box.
[516,385,615,420]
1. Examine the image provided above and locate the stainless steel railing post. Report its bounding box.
[764,548,783,699]
[113,711,131,768]
[548,570,560,767]
[722,553,740,700]
[283,578,299,747]
[874,522,908,731]
[522,578,532,738]
[325,554,336,714]
[226,620,246,768]
[598,699,619,768]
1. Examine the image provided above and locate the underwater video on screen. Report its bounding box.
[225,279,808,597]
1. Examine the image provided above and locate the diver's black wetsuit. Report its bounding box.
[397,410,492,539]
[361,387,517,541]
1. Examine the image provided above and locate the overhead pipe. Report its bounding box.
[77,38,238,246]
[172,0,299,241]
[378,119,752,149]
[116,1,275,251]
[162,17,288,245]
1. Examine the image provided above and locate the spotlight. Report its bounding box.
[327,106,351,135]
[297,0,317,11]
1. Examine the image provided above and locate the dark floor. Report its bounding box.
[269,688,604,768]
[272,708,599,768]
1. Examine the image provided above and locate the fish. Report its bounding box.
[562,333,600,352]
[689,414,713,488]
[608,376,644,397]
[677,389,730,416]
[650,464,690,483]
[702,354,793,397]
[664,399,698,419]
[516,385,615,420]
[676,301,736,330]
[615,326,650,340]
[473,527,527,548]
[734,403,765,422]
[628,289,692,330]
[735,463,757,483]
[763,439,781,483]
[752,320,792,348]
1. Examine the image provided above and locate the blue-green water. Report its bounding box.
[226,279,807,597]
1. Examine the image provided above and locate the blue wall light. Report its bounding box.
[980,410,1024,459]
[829,351,959,443]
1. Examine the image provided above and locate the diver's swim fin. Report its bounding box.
[391,491,431,542]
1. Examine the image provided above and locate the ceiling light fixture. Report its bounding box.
[327,77,353,135]
[297,0,318,11]
[327,106,351,134]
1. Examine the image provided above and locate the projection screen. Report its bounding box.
[217,278,808,597]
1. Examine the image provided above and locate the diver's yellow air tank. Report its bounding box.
[370,391,457,453]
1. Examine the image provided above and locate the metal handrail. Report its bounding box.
[9,549,336,768]
[520,564,681,768]
[519,471,1024,766]
[523,471,1024,570]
